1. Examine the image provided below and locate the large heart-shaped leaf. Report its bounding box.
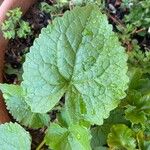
[20,4,127,125]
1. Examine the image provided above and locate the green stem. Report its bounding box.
[36,139,46,150]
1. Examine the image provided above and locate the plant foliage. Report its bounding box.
[45,124,91,150]
[0,122,31,150]
[0,84,49,129]
[107,124,136,150]
[1,1,150,149]
[124,0,150,29]
[1,8,31,39]
[21,4,128,127]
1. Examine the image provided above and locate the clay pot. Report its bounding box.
[0,0,37,123]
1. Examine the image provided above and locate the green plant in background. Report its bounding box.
[116,24,134,48]
[107,124,136,150]
[116,0,150,51]
[39,0,104,20]
[71,0,104,6]
[39,1,68,20]
[124,0,150,36]
[40,2,57,14]
[121,0,133,9]
[1,7,31,39]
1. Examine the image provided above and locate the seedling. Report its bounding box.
[1,8,31,39]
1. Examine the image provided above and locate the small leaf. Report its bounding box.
[91,108,130,148]
[0,122,31,150]
[3,30,15,39]
[0,84,49,129]
[125,105,147,124]
[125,90,150,125]
[17,20,31,38]
[7,7,22,22]
[91,125,110,148]
[107,124,136,150]
[40,2,56,13]
[45,123,91,150]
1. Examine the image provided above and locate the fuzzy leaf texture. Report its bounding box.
[45,123,91,150]
[0,122,31,150]
[107,124,136,150]
[0,84,49,129]
[21,4,128,125]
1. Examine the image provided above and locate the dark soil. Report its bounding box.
[4,0,51,84]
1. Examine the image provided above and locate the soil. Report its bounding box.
[3,0,150,149]
[4,0,51,84]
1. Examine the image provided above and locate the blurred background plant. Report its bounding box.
[1,8,31,39]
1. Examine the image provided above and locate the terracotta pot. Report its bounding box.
[0,0,37,123]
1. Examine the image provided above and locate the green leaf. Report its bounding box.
[127,67,150,94]
[125,90,150,125]
[3,30,15,39]
[91,108,130,148]
[6,7,22,22]
[0,84,49,129]
[45,123,91,150]
[144,141,150,150]
[127,67,143,90]
[17,20,31,38]
[124,0,150,29]
[92,146,108,150]
[125,105,147,124]
[136,78,150,94]
[0,122,31,150]
[1,7,31,39]
[91,125,110,148]
[21,4,128,125]
[40,2,56,14]
[107,124,136,150]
